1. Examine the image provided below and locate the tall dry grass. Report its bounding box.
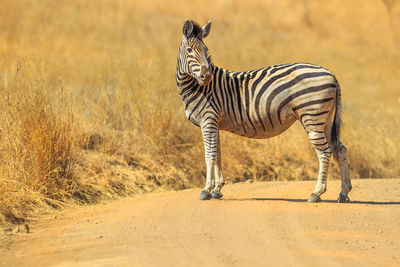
[0,59,77,223]
[0,0,399,225]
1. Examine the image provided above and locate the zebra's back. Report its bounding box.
[216,63,337,139]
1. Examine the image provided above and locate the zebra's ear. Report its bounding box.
[200,20,212,39]
[182,19,193,38]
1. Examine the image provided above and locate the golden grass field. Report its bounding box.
[0,0,399,225]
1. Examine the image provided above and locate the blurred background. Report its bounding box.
[1,0,399,224]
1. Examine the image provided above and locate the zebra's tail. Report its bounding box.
[331,76,342,160]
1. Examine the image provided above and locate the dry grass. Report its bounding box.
[0,0,399,225]
[0,59,77,223]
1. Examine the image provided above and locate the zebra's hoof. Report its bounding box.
[199,190,212,200]
[211,191,223,199]
[337,193,350,203]
[307,193,321,203]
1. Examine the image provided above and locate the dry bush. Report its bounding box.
[0,59,78,224]
[0,0,399,225]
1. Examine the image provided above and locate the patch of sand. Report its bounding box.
[1,179,399,266]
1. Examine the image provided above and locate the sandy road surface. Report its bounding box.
[1,179,400,266]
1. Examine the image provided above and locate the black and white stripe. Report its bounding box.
[177,20,352,202]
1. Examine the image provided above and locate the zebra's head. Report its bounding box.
[178,19,213,86]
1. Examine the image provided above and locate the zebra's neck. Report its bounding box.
[176,65,249,100]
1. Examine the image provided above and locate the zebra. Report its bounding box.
[176,19,352,203]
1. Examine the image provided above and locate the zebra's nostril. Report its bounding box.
[201,66,208,77]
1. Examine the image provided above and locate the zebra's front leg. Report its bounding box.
[211,131,224,199]
[199,124,219,200]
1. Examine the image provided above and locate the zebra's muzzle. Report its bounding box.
[199,72,212,85]
[197,65,212,85]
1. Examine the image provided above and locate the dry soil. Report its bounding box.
[1,179,400,266]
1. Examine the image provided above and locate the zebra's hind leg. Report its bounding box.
[335,142,352,203]
[307,130,332,203]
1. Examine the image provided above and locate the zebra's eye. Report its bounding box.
[186,47,193,53]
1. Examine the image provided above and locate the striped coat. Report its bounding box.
[177,19,352,203]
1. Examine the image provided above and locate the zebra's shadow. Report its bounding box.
[222,198,400,205]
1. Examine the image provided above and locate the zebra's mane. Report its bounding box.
[207,55,214,66]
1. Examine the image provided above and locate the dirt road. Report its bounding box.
[1,179,400,266]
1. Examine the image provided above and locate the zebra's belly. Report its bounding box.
[219,111,298,139]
